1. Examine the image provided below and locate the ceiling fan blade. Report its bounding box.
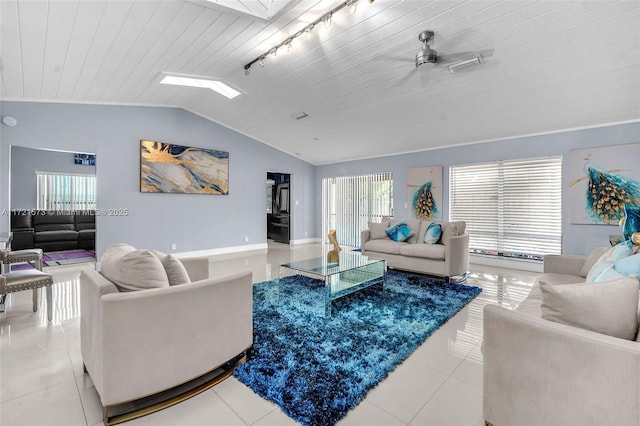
[477,48,494,58]
[374,53,415,64]
[436,51,475,64]
[437,48,495,64]
[393,67,419,87]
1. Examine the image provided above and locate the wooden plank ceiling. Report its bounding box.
[1,0,639,164]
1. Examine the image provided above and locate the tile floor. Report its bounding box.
[0,242,538,426]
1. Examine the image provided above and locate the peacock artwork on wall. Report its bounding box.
[408,166,443,221]
[569,144,640,225]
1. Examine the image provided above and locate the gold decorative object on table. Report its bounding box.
[327,230,341,264]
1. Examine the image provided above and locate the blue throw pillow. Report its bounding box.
[424,223,442,244]
[386,221,414,242]
[593,252,640,283]
[586,240,634,282]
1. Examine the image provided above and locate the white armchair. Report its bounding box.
[483,250,640,426]
[81,253,253,425]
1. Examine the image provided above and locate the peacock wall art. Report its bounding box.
[569,144,640,225]
[408,166,443,221]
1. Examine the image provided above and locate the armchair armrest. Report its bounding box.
[97,270,253,406]
[361,229,371,247]
[543,254,586,275]
[177,255,210,282]
[80,269,119,393]
[445,233,469,276]
[483,304,640,426]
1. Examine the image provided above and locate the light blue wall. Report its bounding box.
[315,122,640,256]
[0,101,315,257]
[2,100,637,258]
[11,146,96,209]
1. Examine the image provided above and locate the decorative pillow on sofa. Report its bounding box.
[152,250,192,286]
[591,252,640,283]
[423,223,442,244]
[386,221,414,242]
[540,277,639,340]
[586,240,634,282]
[369,221,390,240]
[440,223,458,244]
[99,243,170,292]
[578,246,609,278]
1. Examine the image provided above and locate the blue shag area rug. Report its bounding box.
[233,270,482,426]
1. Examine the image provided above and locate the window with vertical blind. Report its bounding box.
[449,156,562,260]
[322,173,393,248]
[36,172,96,211]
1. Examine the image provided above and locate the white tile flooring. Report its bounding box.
[0,242,538,426]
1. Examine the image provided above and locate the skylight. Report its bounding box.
[204,0,292,21]
[160,75,242,99]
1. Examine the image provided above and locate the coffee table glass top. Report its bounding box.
[280,253,386,317]
[281,253,383,277]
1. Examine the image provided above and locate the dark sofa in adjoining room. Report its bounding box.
[10,210,95,252]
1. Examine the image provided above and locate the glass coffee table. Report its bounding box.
[280,253,386,317]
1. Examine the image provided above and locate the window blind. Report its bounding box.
[322,173,393,248]
[449,156,562,260]
[36,172,96,211]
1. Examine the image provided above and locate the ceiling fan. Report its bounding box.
[414,30,494,73]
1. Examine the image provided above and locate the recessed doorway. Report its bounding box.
[267,172,290,244]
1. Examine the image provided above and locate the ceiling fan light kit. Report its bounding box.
[448,56,482,73]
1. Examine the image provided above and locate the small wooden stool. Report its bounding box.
[0,270,54,321]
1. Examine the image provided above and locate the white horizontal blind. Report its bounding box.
[322,173,393,248]
[450,157,562,260]
[36,172,96,211]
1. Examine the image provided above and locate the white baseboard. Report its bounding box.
[172,243,268,259]
[290,238,321,245]
[470,254,544,273]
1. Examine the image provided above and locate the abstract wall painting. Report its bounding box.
[408,166,443,221]
[569,143,640,224]
[140,140,229,195]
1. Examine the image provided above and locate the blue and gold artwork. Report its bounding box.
[569,144,640,225]
[412,181,438,220]
[140,140,229,195]
[408,166,442,221]
[585,164,640,224]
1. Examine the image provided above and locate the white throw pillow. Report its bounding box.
[579,246,609,278]
[100,243,169,292]
[439,223,458,245]
[368,221,390,240]
[152,250,191,285]
[540,277,639,340]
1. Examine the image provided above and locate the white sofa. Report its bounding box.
[483,247,640,426]
[361,218,469,281]
[81,245,253,425]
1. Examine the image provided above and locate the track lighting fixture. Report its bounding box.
[323,13,333,28]
[243,0,374,76]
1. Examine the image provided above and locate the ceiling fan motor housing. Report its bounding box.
[416,30,437,67]
[416,46,437,67]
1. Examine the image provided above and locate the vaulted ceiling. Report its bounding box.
[1,0,639,165]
